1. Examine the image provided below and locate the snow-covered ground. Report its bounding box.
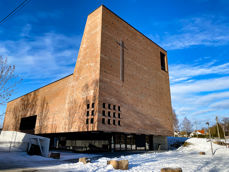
[0,138,229,172]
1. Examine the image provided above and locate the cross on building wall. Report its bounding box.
[116,40,127,82]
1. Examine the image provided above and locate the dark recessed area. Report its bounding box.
[19,115,37,130]
[160,52,166,71]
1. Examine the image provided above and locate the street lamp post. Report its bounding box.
[206,122,214,156]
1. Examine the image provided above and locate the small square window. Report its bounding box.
[102,118,105,124]
[103,103,106,108]
[108,111,111,117]
[113,112,116,118]
[86,118,89,124]
[102,110,105,116]
[118,120,120,126]
[113,105,116,110]
[113,120,116,125]
[108,119,111,125]
[118,106,121,111]
[92,103,94,108]
[87,104,90,109]
[108,104,111,109]
[91,110,94,116]
[118,113,120,118]
[86,111,89,116]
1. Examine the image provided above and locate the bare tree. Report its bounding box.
[67,98,78,131]
[0,56,21,123]
[38,96,49,133]
[0,56,21,105]
[181,117,193,135]
[221,117,229,136]
[172,109,179,132]
[9,92,38,131]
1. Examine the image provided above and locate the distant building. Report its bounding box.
[3,5,173,151]
[190,130,205,137]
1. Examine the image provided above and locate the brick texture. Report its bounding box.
[3,6,173,136]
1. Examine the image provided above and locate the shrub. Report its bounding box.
[183,142,192,147]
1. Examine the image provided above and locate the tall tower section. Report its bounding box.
[71,7,102,132]
[97,6,173,136]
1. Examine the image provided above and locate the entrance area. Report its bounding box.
[40,132,166,152]
[19,115,37,134]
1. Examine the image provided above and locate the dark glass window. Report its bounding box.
[91,110,94,116]
[92,103,94,108]
[86,111,89,116]
[87,104,90,109]
[91,118,94,124]
[113,120,116,125]
[102,110,105,116]
[113,112,116,118]
[160,52,166,71]
[118,120,121,126]
[118,113,120,118]
[108,104,111,109]
[113,105,116,110]
[118,106,121,111]
[86,118,89,124]
[108,119,111,125]
[108,111,111,117]
[103,103,106,108]
[102,118,105,124]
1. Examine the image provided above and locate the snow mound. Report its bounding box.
[178,138,227,155]
[1,138,229,171]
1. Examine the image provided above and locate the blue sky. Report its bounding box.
[0,0,228,129]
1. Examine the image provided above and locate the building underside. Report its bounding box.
[39,132,168,152]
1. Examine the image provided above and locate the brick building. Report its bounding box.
[3,5,173,151]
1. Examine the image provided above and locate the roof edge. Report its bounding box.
[8,73,73,103]
[89,4,167,52]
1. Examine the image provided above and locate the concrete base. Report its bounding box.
[153,136,168,150]
[0,131,50,157]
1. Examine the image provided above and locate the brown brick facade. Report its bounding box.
[3,6,173,137]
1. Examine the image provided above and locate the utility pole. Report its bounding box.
[206,122,214,156]
[216,116,221,139]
